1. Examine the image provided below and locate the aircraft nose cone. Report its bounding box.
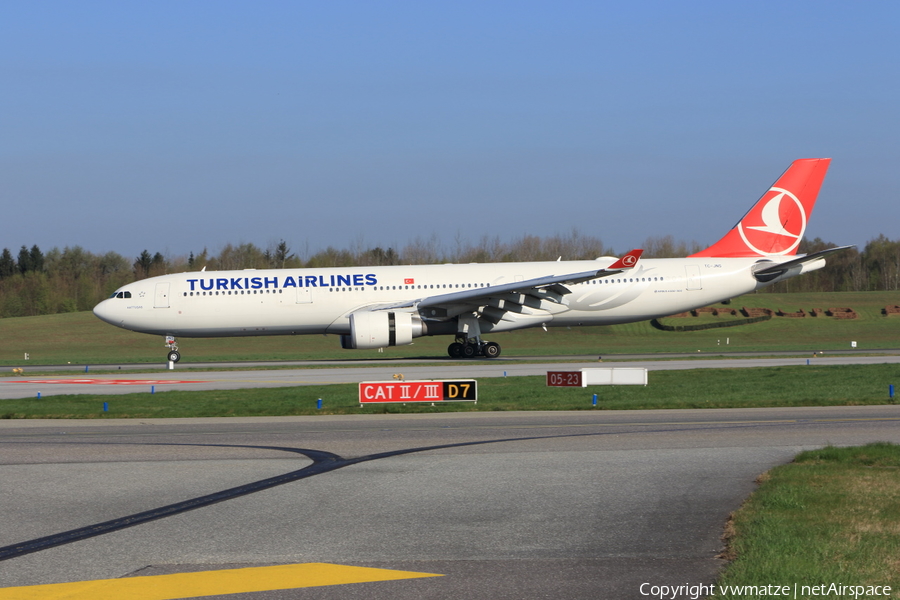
[93,299,121,326]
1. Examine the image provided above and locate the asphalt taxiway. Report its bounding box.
[2,406,900,599]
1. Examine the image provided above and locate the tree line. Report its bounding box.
[1,233,898,318]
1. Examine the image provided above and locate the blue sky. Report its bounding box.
[2,1,897,261]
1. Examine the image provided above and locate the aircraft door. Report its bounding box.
[154,283,170,308]
[296,288,312,304]
[685,265,702,291]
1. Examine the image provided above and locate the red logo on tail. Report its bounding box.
[608,249,643,270]
[737,187,806,256]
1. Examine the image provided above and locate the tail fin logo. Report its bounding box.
[607,249,643,270]
[737,187,806,256]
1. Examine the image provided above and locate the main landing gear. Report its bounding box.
[447,338,501,359]
[165,336,181,363]
[448,314,501,359]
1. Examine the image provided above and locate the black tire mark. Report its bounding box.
[0,421,798,562]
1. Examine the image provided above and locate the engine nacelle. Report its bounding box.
[340,311,422,349]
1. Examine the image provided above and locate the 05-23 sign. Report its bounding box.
[546,371,583,387]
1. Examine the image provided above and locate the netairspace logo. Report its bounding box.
[640,582,893,599]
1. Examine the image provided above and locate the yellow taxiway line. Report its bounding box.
[0,563,443,599]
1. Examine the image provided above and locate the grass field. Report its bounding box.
[3,363,897,418]
[713,443,900,599]
[4,294,897,594]
[1,291,899,366]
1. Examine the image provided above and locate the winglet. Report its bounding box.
[607,249,643,270]
[690,158,831,258]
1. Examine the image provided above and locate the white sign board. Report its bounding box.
[581,368,647,386]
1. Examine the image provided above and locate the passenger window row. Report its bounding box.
[180,276,667,297]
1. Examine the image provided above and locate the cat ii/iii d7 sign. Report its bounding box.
[359,380,477,404]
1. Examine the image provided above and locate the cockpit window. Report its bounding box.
[112,291,132,299]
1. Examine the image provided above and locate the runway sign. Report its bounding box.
[547,371,583,387]
[583,368,648,386]
[359,380,477,404]
[547,368,648,387]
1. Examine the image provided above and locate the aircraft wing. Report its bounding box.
[373,249,643,321]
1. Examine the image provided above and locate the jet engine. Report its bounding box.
[340,311,423,349]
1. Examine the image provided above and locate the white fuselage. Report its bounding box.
[93,256,789,339]
[92,158,838,359]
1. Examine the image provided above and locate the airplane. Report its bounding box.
[94,158,850,362]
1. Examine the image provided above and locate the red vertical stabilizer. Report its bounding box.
[690,158,831,258]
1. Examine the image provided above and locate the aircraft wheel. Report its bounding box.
[167,350,181,363]
[483,342,501,358]
[448,343,464,358]
[462,344,478,358]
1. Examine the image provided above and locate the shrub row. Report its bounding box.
[650,315,772,332]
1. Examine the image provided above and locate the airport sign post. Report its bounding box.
[546,371,583,387]
[359,380,477,405]
[548,368,648,387]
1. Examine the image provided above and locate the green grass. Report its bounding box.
[1,291,898,366]
[2,363,898,418]
[713,443,900,599]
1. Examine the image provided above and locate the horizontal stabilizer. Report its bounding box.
[752,245,853,282]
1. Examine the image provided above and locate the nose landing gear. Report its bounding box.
[165,336,181,363]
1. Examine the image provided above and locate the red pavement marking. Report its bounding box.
[13,379,206,385]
